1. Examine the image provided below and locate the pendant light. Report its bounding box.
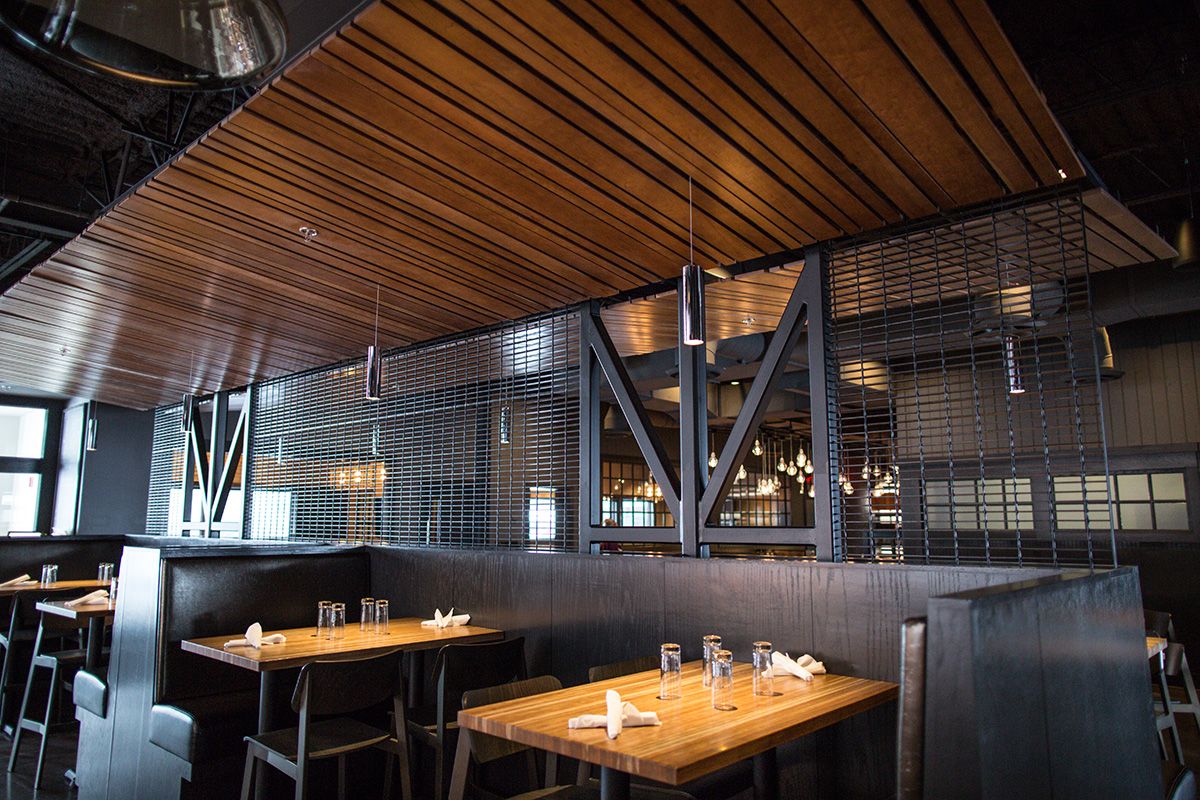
[0,0,287,89]
[1003,334,1025,395]
[365,285,382,401]
[752,438,763,456]
[180,351,195,434]
[682,177,705,346]
[85,401,98,451]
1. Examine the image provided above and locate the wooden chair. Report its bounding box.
[239,648,411,800]
[897,617,927,800]
[6,600,95,788]
[406,636,526,800]
[587,655,657,684]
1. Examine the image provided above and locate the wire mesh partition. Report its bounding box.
[146,404,184,537]
[827,191,1113,567]
[246,309,580,550]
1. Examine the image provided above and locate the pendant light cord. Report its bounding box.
[374,284,380,350]
[688,176,694,265]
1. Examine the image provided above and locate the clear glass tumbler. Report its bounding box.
[375,599,389,634]
[360,598,375,632]
[331,603,346,639]
[659,643,681,700]
[702,634,722,687]
[41,564,57,585]
[752,641,774,696]
[712,650,735,711]
[97,563,114,583]
[317,601,333,638]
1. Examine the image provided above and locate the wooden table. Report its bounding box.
[36,598,115,672]
[0,579,109,598]
[1148,636,1168,659]
[458,661,898,800]
[183,617,504,731]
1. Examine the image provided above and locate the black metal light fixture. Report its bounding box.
[85,400,98,451]
[365,285,381,401]
[0,0,288,89]
[1003,334,1025,395]
[682,177,705,346]
[180,393,194,433]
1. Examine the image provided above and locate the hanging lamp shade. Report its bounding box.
[0,0,287,88]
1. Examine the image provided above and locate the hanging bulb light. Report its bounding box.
[807,483,815,499]
[803,461,813,475]
[752,438,763,456]
[861,462,870,480]
[872,465,881,479]
[737,464,747,480]
[682,178,705,346]
[787,460,798,477]
[797,447,807,469]
[776,456,787,472]
[708,451,718,468]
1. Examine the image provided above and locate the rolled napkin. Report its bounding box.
[0,574,33,588]
[421,607,471,628]
[772,651,827,681]
[567,694,661,735]
[223,622,287,650]
[65,589,109,607]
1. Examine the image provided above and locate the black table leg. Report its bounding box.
[599,766,630,800]
[753,747,779,800]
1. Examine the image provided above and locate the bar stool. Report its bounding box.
[0,590,75,734]
[6,602,95,787]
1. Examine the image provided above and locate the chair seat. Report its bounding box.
[34,647,90,668]
[515,785,597,800]
[248,717,391,761]
[1163,760,1197,800]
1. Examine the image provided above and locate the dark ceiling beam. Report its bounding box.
[0,239,54,292]
[1055,71,1200,119]
[0,193,93,220]
[0,216,79,239]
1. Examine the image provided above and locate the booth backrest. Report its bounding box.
[155,549,371,704]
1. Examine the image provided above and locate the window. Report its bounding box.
[1052,473,1188,531]
[0,400,60,535]
[925,478,1034,531]
[529,487,556,541]
[0,406,47,458]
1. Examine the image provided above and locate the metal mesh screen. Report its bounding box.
[827,191,1114,568]
[147,404,184,537]
[246,309,580,550]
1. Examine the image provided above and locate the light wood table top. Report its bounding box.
[182,617,504,672]
[36,598,116,619]
[0,579,110,598]
[458,660,898,787]
[1148,636,1168,659]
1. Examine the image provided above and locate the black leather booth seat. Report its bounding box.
[146,549,371,795]
[1164,762,1198,800]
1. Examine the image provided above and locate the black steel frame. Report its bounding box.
[179,389,250,537]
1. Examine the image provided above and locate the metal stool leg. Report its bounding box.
[1156,652,1186,762]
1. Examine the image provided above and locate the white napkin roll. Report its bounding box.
[421,608,471,628]
[0,574,31,588]
[568,701,661,730]
[606,689,622,739]
[796,654,826,674]
[772,651,814,681]
[223,622,287,650]
[65,590,109,607]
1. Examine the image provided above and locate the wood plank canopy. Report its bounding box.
[0,0,1085,408]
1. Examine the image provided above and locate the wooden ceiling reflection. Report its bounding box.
[0,0,1084,408]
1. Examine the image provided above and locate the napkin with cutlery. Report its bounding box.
[65,590,109,607]
[568,689,660,738]
[771,651,827,681]
[421,608,471,628]
[0,574,36,588]
[224,622,287,650]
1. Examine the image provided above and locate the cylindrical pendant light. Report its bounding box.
[180,393,194,433]
[364,346,381,401]
[85,401,98,451]
[1003,334,1025,395]
[0,0,287,89]
[683,262,705,346]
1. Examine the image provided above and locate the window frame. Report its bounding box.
[0,395,64,534]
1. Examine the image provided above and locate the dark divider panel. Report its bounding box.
[369,547,1056,800]
[924,568,1160,799]
[0,535,124,580]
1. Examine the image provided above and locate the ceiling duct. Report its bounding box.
[970,282,1065,337]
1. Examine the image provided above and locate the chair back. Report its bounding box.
[461,675,562,764]
[897,617,927,800]
[291,648,404,716]
[588,655,657,684]
[1147,609,1173,639]
[433,636,527,727]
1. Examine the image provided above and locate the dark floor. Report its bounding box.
[2,706,1199,800]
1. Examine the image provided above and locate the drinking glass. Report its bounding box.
[97,563,114,583]
[659,643,681,700]
[702,634,722,687]
[712,650,734,711]
[317,601,333,638]
[360,598,375,632]
[331,603,346,639]
[752,641,774,696]
[40,564,57,585]
[375,599,389,634]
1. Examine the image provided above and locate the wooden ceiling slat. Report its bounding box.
[445,0,855,238]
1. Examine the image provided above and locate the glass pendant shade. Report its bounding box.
[0,0,288,88]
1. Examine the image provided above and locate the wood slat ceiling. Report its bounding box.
[0,0,1085,409]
